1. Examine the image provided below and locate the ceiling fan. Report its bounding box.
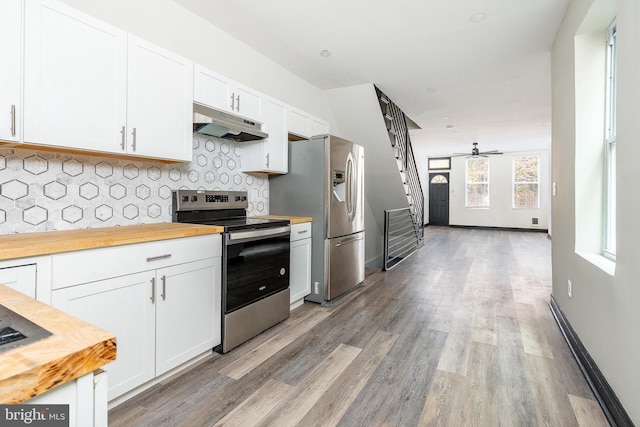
[452,142,503,157]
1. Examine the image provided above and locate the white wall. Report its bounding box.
[551,0,639,422]
[57,0,338,130]
[448,151,549,229]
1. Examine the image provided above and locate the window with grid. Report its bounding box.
[465,158,489,207]
[512,155,540,209]
[604,22,617,258]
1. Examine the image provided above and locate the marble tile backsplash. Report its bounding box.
[0,134,269,234]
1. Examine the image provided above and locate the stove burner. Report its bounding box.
[0,304,52,353]
[0,326,26,345]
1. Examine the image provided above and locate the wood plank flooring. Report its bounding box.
[109,226,608,427]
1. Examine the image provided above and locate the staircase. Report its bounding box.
[375,87,425,249]
[325,83,423,269]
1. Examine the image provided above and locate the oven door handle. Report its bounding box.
[227,226,291,243]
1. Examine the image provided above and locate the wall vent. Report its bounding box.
[531,217,539,225]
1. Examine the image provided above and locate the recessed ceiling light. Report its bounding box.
[427,88,436,93]
[320,50,332,57]
[470,12,487,23]
[441,116,449,120]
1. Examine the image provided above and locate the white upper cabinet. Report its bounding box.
[233,84,262,122]
[23,0,128,153]
[0,0,23,143]
[194,64,262,123]
[194,65,234,113]
[310,116,330,137]
[127,36,193,161]
[287,107,311,140]
[23,0,192,162]
[287,105,329,140]
[241,96,287,173]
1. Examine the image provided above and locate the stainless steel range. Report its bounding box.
[172,189,290,353]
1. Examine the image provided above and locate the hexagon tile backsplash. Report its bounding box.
[0,134,269,234]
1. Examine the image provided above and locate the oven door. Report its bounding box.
[223,226,290,313]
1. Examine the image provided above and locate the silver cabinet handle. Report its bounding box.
[161,275,166,301]
[120,125,126,150]
[10,105,16,137]
[150,277,155,303]
[131,127,137,151]
[146,254,172,262]
[266,153,270,168]
[236,94,240,111]
[297,229,309,234]
[230,92,235,110]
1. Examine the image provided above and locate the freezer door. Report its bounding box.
[326,231,365,300]
[328,137,365,238]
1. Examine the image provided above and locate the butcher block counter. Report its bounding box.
[0,285,116,403]
[0,223,223,261]
[251,215,312,224]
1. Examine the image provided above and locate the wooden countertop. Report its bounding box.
[0,223,223,261]
[251,215,312,224]
[0,285,116,403]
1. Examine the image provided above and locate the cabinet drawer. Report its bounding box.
[52,234,221,289]
[0,264,37,298]
[290,222,312,242]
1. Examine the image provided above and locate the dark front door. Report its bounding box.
[429,172,449,226]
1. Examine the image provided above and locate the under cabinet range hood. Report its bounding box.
[193,103,268,142]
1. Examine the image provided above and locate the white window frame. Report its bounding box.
[465,158,489,208]
[512,155,540,209]
[604,21,617,259]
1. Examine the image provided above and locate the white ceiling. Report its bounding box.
[174,0,569,156]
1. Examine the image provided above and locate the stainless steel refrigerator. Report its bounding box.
[270,134,365,305]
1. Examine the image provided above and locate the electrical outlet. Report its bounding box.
[313,281,320,294]
[568,279,572,298]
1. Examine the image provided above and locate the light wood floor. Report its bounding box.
[109,226,608,427]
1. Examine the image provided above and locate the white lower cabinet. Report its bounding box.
[0,263,37,299]
[289,222,312,304]
[155,259,220,375]
[27,370,106,427]
[0,256,51,302]
[50,235,221,402]
[52,271,156,400]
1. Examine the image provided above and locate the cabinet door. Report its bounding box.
[290,237,311,303]
[23,0,127,152]
[262,97,287,173]
[310,117,329,137]
[241,97,287,173]
[194,64,234,113]
[155,258,219,375]
[287,107,311,139]
[51,271,156,401]
[0,264,36,298]
[234,84,262,122]
[127,35,193,162]
[0,0,22,143]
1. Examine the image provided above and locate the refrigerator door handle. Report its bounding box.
[345,153,356,222]
[335,234,364,247]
